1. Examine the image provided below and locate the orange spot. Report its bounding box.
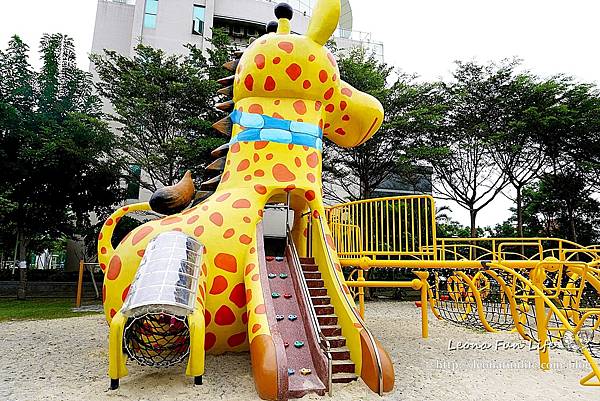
[274,99,281,105]
[205,333,217,350]
[250,247,256,254]
[100,263,106,271]
[121,285,130,302]
[245,263,256,275]
[342,114,350,121]
[295,157,301,167]
[254,54,265,69]
[242,311,248,324]
[228,332,247,347]
[288,144,294,150]
[278,41,294,53]
[253,153,260,162]
[223,228,235,238]
[272,164,296,182]
[217,193,231,202]
[110,308,116,318]
[307,152,319,168]
[293,100,307,115]
[249,104,263,114]
[303,80,312,89]
[340,101,348,110]
[244,174,251,181]
[308,54,316,62]
[233,199,251,208]
[202,205,209,211]
[335,128,346,136]
[205,310,211,326]
[264,76,276,91]
[161,216,182,225]
[187,215,199,224]
[98,232,103,241]
[215,252,237,273]
[254,169,265,177]
[255,304,266,314]
[231,143,241,153]
[254,141,268,150]
[102,285,106,302]
[229,283,246,308]
[106,218,113,226]
[319,70,328,83]
[246,289,253,303]
[100,247,107,254]
[266,153,274,160]
[254,184,267,195]
[307,173,316,183]
[324,87,334,100]
[136,249,145,258]
[313,210,320,218]
[273,57,281,64]
[240,234,252,245]
[258,209,263,217]
[210,212,224,226]
[210,275,228,295]
[286,63,302,81]
[252,324,261,334]
[243,216,251,223]
[244,74,254,91]
[131,226,153,245]
[237,159,250,171]
[305,190,316,201]
[325,104,335,113]
[342,87,353,97]
[194,225,204,236]
[315,101,322,111]
[215,305,236,325]
[327,53,337,67]
[284,185,296,192]
[326,234,337,250]
[272,112,284,119]
[222,171,231,182]
[107,255,121,280]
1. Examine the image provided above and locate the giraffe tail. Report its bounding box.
[97,202,152,272]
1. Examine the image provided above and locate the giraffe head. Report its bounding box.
[233,0,384,148]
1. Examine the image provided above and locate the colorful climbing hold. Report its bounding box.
[294,341,304,348]
[284,342,289,348]
[268,273,276,279]
[288,368,295,376]
[288,314,297,321]
[276,315,285,321]
[300,368,312,376]
[284,293,292,299]
[272,292,280,298]
[279,273,288,279]
[275,256,284,262]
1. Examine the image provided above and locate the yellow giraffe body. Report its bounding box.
[98,1,393,399]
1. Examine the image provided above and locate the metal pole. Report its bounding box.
[76,260,85,308]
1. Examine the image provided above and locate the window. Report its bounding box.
[192,5,205,35]
[144,0,158,29]
[126,164,141,199]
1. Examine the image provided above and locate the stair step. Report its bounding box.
[329,346,351,360]
[321,325,342,337]
[332,372,359,383]
[299,257,315,264]
[301,263,319,272]
[313,305,334,315]
[309,288,327,297]
[325,335,346,348]
[317,314,338,326]
[332,360,355,374]
[311,296,331,305]
[305,279,325,288]
[303,271,322,280]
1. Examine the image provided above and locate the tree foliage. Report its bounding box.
[90,29,235,191]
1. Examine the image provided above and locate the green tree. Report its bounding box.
[90,29,235,191]
[0,34,124,298]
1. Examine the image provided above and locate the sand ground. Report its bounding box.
[0,301,597,401]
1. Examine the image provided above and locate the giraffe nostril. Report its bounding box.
[274,2,294,20]
[266,20,279,33]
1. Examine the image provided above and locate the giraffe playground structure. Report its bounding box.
[97,1,394,399]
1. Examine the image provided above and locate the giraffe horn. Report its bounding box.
[210,143,230,158]
[215,100,235,112]
[206,156,226,173]
[217,85,233,98]
[212,116,233,137]
[223,59,239,72]
[200,174,221,191]
[217,75,235,87]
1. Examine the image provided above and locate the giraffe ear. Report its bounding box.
[306,0,341,46]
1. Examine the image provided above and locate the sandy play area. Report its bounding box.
[0,301,597,401]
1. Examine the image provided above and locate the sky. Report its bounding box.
[1,0,599,228]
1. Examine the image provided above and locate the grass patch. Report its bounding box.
[0,298,101,322]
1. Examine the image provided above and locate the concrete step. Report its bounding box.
[325,335,346,348]
[305,279,324,288]
[332,359,355,374]
[299,257,315,264]
[313,305,334,315]
[301,263,319,272]
[303,271,322,280]
[329,346,351,360]
[309,288,327,297]
[321,325,342,337]
[311,296,331,305]
[331,372,359,383]
[317,314,338,326]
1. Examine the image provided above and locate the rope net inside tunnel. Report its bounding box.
[124,313,190,367]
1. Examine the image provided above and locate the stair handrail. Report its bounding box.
[287,228,333,396]
[315,215,384,395]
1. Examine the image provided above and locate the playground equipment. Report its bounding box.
[98,1,394,399]
[326,195,600,387]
